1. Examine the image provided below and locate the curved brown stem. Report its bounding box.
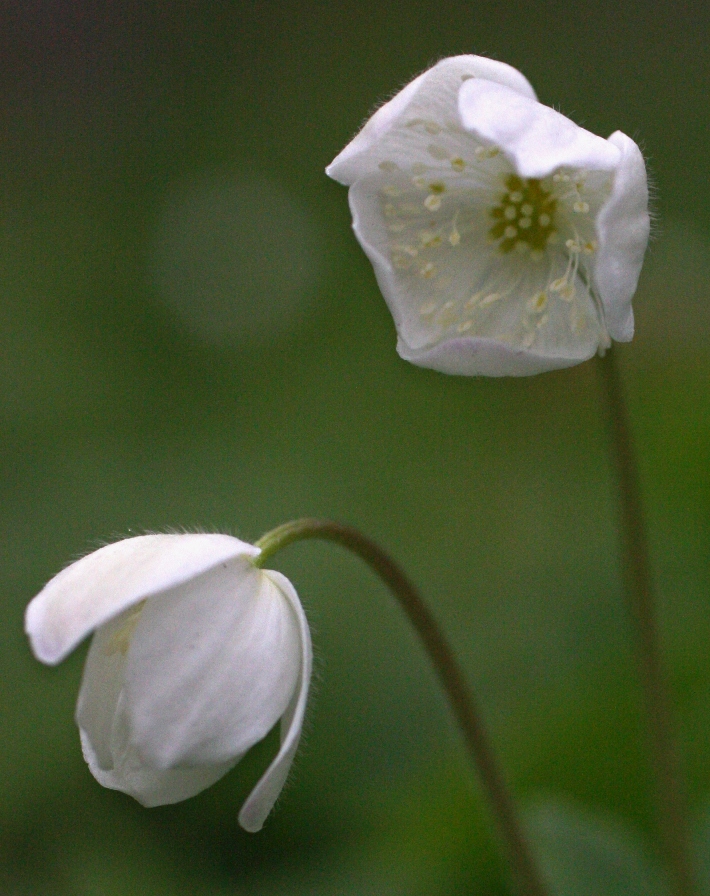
[597,349,694,896]
[256,518,548,896]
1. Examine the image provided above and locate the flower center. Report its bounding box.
[489,175,557,257]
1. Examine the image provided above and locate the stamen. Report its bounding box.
[489,174,558,254]
[437,300,457,326]
[526,292,548,313]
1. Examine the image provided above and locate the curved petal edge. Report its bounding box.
[25,534,260,665]
[238,570,312,833]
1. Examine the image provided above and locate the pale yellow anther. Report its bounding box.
[419,301,438,316]
[448,228,461,247]
[519,217,532,229]
[412,175,427,188]
[504,206,517,220]
[509,191,524,203]
[550,276,567,292]
[464,293,481,310]
[450,157,465,172]
[420,261,436,278]
[565,239,581,253]
[536,313,549,329]
[573,201,590,214]
[538,213,551,227]
[479,292,502,307]
[504,225,517,239]
[437,300,457,326]
[526,292,548,313]
[521,203,533,216]
[560,283,575,301]
[582,240,598,255]
[475,145,499,160]
[424,195,442,211]
[457,319,473,333]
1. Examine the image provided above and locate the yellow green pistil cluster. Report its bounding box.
[489,175,557,256]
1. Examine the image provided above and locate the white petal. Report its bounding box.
[80,726,237,807]
[458,80,620,179]
[326,56,536,185]
[594,131,650,342]
[399,335,594,376]
[238,570,312,833]
[76,605,240,806]
[398,265,602,376]
[75,604,138,770]
[25,534,260,665]
[123,560,301,770]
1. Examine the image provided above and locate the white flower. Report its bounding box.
[326,56,650,376]
[24,534,312,833]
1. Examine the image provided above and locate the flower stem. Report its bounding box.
[256,518,549,896]
[597,349,694,896]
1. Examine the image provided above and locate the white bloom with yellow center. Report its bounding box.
[327,56,649,376]
[25,534,311,833]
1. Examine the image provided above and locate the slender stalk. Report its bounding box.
[256,518,549,896]
[597,349,693,896]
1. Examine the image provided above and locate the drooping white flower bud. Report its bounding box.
[25,534,311,833]
[327,56,649,376]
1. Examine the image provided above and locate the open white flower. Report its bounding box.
[327,56,649,376]
[24,534,311,833]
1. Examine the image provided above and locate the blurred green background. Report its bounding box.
[2,2,709,893]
